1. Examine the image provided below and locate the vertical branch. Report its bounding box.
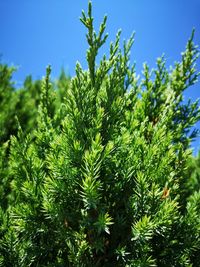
[80,1,108,87]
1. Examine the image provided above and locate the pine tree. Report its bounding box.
[1,2,200,266]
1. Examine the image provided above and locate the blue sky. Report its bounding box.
[0,0,200,152]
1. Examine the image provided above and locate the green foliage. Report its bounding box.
[1,1,200,266]
[0,63,18,143]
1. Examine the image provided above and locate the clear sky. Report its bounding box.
[0,0,200,152]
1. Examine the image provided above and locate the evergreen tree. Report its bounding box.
[1,2,200,266]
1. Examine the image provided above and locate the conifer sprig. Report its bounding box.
[80,1,108,86]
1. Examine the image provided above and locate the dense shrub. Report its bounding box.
[0,2,200,266]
